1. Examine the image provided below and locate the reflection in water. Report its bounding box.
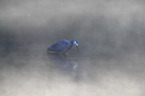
[47,53,78,71]
[0,54,145,96]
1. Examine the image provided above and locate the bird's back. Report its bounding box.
[47,40,70,53]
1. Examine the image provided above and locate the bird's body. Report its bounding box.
[47,39,79,54]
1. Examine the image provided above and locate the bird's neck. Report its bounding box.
[69,41,74,49]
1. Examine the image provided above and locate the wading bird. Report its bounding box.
[47,39,79,54]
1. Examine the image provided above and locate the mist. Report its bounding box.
[0,0,145,96]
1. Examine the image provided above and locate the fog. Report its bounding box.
[0,0,145,96]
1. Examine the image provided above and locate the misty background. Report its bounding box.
[0,0,145,96]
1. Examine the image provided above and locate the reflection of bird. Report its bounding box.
[47,39,79,54]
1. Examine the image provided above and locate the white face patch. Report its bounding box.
[74,41,78,46]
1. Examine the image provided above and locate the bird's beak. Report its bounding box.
[76,46,79,53]
[74,41,79,53]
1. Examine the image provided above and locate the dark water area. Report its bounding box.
[1,0,145,96]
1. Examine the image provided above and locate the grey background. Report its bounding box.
[0,0,145,96]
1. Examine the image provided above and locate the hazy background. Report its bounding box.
[0,0,145,96]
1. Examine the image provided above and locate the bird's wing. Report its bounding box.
[48,40,69,52]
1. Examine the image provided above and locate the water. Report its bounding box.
[0,53,144,96]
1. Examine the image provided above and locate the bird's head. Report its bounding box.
[72,39,79,52]
[72,39,78,47]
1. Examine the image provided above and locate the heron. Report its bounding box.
[47,39,79,54]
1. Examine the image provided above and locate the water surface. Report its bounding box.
[0,53,144,96]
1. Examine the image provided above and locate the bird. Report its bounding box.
[47,39,79,54]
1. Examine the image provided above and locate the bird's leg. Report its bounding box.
[63,53,68,56]
[47,50,56,55]
[47,51,50,55]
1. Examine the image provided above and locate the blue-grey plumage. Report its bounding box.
[47,39,79,54]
